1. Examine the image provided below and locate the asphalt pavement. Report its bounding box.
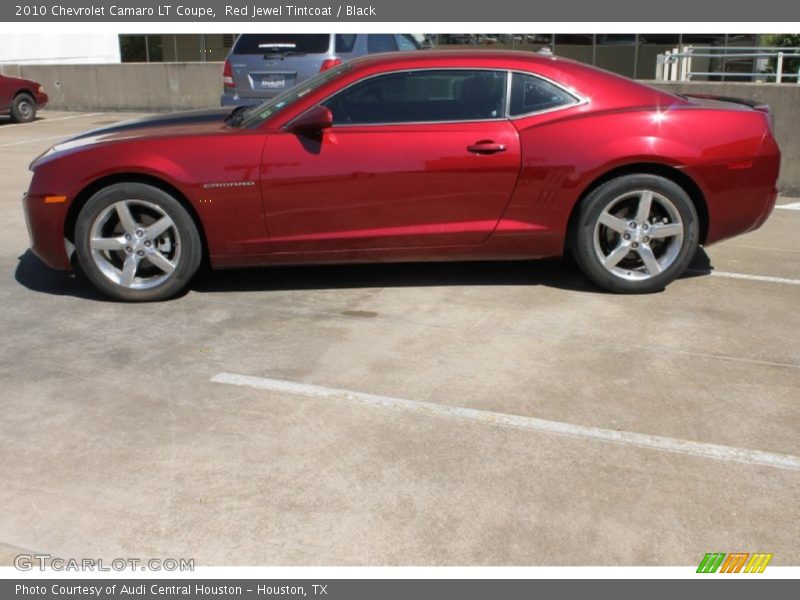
[1,111,798,566]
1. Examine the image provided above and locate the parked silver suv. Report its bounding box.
[221,34,422,106]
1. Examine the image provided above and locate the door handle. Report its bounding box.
[467,140,507,154]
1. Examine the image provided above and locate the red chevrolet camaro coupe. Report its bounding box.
[24,51,780,301]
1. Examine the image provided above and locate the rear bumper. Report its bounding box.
[697,150,781,246]
[22,192,72,270]
[35,91,48,109]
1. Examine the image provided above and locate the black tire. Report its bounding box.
[571,174,699,293]
[10,92,36,123]
[75,183,202,302]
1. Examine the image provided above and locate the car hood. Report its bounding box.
[59,108,234,147]
[1,74,41,88]
[29,108,239,170]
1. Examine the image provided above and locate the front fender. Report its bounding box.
[26,133,269,268]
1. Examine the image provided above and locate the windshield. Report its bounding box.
[237,63,352,128]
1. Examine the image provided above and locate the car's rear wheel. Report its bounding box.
[10,93,36,123]
[571,174,699,293]
[75,183,202,301]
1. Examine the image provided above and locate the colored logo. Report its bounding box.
[697,552,773,573]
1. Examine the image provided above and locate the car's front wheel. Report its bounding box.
[10,93,36,123]
[75,183,202,301]
[571,174,699,293]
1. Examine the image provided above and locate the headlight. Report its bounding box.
[37,85,44,94]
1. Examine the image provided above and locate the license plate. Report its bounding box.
[260,74,286,89]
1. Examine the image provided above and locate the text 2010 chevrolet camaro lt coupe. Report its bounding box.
[24,51,780,301]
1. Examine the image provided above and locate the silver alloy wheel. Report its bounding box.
[592,189,684,281]
[89,199,181,290]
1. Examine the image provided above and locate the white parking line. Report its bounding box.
[724,243,800,254]
[0,134,69,148]
[1,112,106,129]
[211,372,800,471]
[688,269,800,286]
[775,202,800,210]
[39,112,106,123]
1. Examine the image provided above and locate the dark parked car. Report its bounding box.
[25,51,779,301]
[221,33,421,106]
[1,73,48,123]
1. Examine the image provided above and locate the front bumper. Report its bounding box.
[23,192,72,270]
[36,91,49,109]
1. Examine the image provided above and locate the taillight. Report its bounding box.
[223,60,235,89]
[320,57,342,73]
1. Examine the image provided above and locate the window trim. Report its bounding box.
[315,67,586,128]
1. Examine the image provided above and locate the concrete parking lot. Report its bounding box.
[1,111,798,566]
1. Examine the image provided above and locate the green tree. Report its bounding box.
[761,34,800,81]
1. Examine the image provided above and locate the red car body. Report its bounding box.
[24,51,779,274]
[1,73,48,116]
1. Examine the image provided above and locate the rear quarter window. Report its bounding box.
[395,35,421,51]
[336,34,357,53]
[510,73,578,116]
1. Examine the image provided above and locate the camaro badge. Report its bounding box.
[202,181,256,189]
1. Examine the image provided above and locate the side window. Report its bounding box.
[509,73,578,116]
[324,70,507,125]
[395,34,420,51]
[367,34,398,54]
[335,34,357,54]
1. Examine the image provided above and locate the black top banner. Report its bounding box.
[2,0,800,22]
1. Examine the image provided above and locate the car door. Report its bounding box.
[260,69,521,252]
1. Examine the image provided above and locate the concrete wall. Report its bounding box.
[1,63,797,193]
[651,82,800,195]
[0,62,223,111]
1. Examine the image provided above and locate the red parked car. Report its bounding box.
[24,51,779,301]
[1,73,48,123]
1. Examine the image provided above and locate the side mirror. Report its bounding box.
[289,105,333,134]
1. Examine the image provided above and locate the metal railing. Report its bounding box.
[656,46,800,82]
